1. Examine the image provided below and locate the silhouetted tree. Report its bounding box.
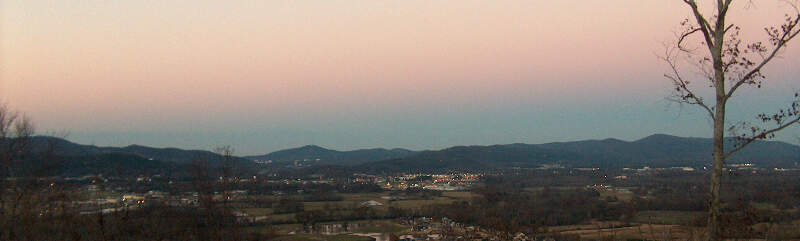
[665,1,800,239]
[0,104,36,240]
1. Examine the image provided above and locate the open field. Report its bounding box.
[245,219,409,237]
[243,208,274,216]
[331,219,409,233]
[441,191,478,199]
[632,211,704,225]
[597,188,636,201]
[236,184,800,240]
[243,191,475,226]
[269,234,375,241]
[558,223,706,240]
[551,221,800,240]
[258,213,296,223]
[390,197,453,209]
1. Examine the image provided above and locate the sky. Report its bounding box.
[3,1,800,155]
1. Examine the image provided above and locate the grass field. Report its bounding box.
[390,197,454,209]
[441,191,477,199]
[242,191,474,229]
[597,188,635,201]
[298,191,474,212]
[261,213,296,223]
[559,223,705,240]
[631,211,704,225]
[243,208,274,216]
[245,219,409,237]
[343,219,409,233]
[269,234,375,241]
[751,202,778,210]
[245,189,800,240]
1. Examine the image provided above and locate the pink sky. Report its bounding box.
[2,1,800,153]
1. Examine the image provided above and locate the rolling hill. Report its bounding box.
[23,136,251,165]
[1,136,254,177]
[7,134,800,175]
[357,134,800,172]
[244,145,417,166]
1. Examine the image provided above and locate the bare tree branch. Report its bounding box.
[669,2,800,239]
[678,27,703,52]
[661,48,715,119]
[683,0,716,51]
[724,115,800,158]
[727,14,800,98]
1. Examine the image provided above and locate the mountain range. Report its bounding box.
[5,134,800,176]
[359,134,800,172]
[24,136,249,165]
[3,136,252,177]
[244,145,416,165]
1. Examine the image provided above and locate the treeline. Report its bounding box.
[435,171,800,239]
[0,105,269,240]
[0,151,271,240]
[232,181,384,195]
[2,204,267,241]
[413,183,635,234]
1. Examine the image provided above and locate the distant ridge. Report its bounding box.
[357,134,800,172]
[0,136,258,177]
[21,136,251,165]
[244,145,417,166]
[9,134,800,175]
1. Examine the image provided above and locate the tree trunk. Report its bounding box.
[708,36,726,240]
[709,105,725,240]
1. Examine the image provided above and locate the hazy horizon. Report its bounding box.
[46,132,722,156]
[4,1,800,155]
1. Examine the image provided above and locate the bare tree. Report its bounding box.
[189,145,242,240]
[214,145,240,238]
[665,1,800,239]
[0,104,37,240]
[0,104,34,179]
[215,145,236,208]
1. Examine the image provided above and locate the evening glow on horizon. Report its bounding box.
[2,1,800,154]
